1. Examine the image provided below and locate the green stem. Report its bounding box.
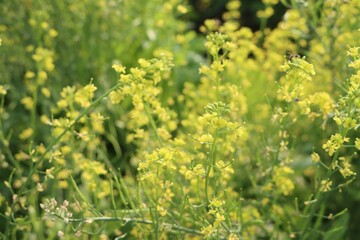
[30,82,39,144]
[0,96,20,170]
[70,175,103,217]
[109,169,129,209]
[205,131,218,206]
[299,138,345,239]
[144,103,163,146]
[258,11,269,47]
[66,216,203,235]
[118,168,138,211]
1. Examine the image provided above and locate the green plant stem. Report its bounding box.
[0,101,20,169]
[69,175,102,217]
[258,11,269,46]
[0,136,20,170]
[109,169,130,209]
[30,83,39,144]
[66,216,203,235]
[117,168,138,211]
[205,131,218,207]
[144,103,163,146]
[299,143,344,239]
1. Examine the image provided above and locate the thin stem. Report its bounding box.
[205,131,218,206]
[0,98,20,169]
[66,216,203,235]
[299,136,345,239]
[144,103,163,146]
[70,175,103,217]
[117,168,138,211]
[30,82,39,144]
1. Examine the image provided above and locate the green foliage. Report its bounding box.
[1,0,360,239]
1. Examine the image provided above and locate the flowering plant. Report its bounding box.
[1,0,360,239]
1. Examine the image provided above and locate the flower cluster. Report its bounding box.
[40,198,73,223]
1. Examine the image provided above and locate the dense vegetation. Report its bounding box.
[0,0,360,239]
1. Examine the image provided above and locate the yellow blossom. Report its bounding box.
[37,70,48,84]
[311,152,320,163]
[198,134,214,143]
[36,144,46,154]
[209,197,224,208]
[273,166,294,195]
[0,85,7,95]
[41,87,51,98]
[339,160,355,178]
[40,22,49,29]
[228,233,240,240]
[201,224,214,237]
[109,90,123,104]
[112,64,126,73]
[19,128,33,140]
[257,7,274,18]
[193,164,205,176]
[176,5,188,14]
[15,152,29,161]
[138,58,151,68]
[49,29,58,38]
[355,138,360,150]
[21,96,33,110]
[25,71,35,79]
[321,179,332,192]
[322,133,349,156]
[214,212,225,228]
[156,205,167,216]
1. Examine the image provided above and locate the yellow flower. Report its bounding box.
[15,151,29,161]
[37,70,48,84]
[355,138,360,150]
[49,29,58,38]
[214,212,225,228]
[322,134,349,156]
[41,88,51,98]
[19,128,33,140]
[298,59,316,76]
[198,134,214,144]
[156,205,167,217]
[257,7,274,18]
[176,5,188,14]
[138,58,151,68]
[112,64,126,73]
[273,166,294,195]
[109,90,123,104]
[201,224,214,237]
[321,179,332,192]
[228,233,239,240]
[0,85,7,95]
[24,71,35,79]
[339,160,355,178]
[209,197,224,208]
[41,22,49,29]
[311,152,320,163]
[74,84,97,108]
[21,96,33,110]
[84,84,97,96]
[193,164,205,176]
[347,47,359,57]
